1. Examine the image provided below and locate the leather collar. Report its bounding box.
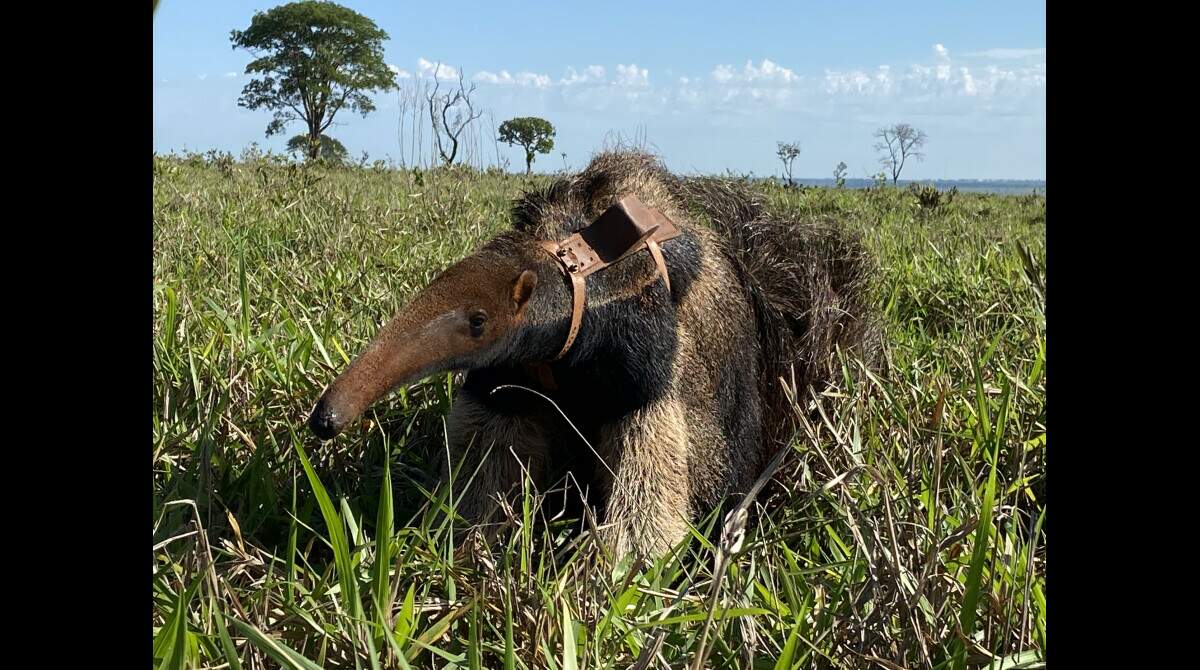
[536,195,681,361]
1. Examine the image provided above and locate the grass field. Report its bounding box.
[152,150,1046,670]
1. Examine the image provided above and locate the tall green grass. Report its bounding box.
[153,152,1045,669]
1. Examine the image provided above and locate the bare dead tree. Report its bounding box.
[874,123,929,184]
[400,87,410,169]
[426,65,484,167]
[460,114,483,170]
[413,80,427,168]
[487,110,502,170]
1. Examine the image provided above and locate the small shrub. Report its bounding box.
[909,183,955,210]
[834,161,848,189]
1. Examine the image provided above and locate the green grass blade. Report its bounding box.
[238,242,250,344]
[213,609,243,670]
[226,615,326,670]
[293,438,360,620]
[394,583,416,642]
[405,597,476,663]
[374,604,414,670]
[504,588,516,670]
[469,598,482,670]
[774,618,802,670]
[954,381,1005,670]
[636,608,771,627]
[156,580,196,670]
[373,439,394,648]
[561,602,578,670]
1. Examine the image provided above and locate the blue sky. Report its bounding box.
[153,1,1045,179]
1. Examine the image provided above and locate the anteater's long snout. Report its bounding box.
[305,315,450,440]
[307,395,343,440]
[304,269,485,441]
[305,252,540,440]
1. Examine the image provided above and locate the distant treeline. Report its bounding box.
[766,176,1046,196]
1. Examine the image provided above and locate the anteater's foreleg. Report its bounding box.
[597,393,694,557]
[441,394,553,529]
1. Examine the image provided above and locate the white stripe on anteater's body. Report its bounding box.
[596,237,760,556]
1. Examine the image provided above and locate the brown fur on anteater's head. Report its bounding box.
[308,240,547,439]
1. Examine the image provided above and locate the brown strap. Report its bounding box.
[645,237,670,294]
[557,272,586,360]
[536,195,679,363]
[536,240,588,361]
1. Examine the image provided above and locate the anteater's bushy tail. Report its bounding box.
[682,177,883,444]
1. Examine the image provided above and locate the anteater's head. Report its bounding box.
[310,151,695,440]
[308,236,561,439]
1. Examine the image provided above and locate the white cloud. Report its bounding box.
[197,73,208,81]
[560,65,606,85]
[823,65,899,96]
[388,64,412,79]
[961,67,977,95]
[820,49,1043,105]
[443,50,1040,120]
[415,58,459,80]
[474,69,552,88]
[711,59,799,84]
[519,72,553,88]
[712,64,735,83]
[615,63,649,87]
[474,71,502,84]
[964,48,1046,60]
[223,72,238,78]
[824,68,878,95]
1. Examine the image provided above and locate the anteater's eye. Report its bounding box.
[469,311,487,337]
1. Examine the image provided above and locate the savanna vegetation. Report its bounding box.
[152,149,1046,669]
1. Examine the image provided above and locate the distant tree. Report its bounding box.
[428,68,483,167]
[776,141,801,186]
[833,161,848,189]
[873,123,928,185]
[230,1,397,161]
[286,134,348,164]
[498,117,556,174]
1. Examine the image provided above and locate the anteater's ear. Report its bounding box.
[511,269,538,314]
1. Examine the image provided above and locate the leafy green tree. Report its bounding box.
[286,134,348,164]
[230,1,397,160]
[498,117,556,174]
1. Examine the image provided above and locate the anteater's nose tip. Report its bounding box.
[308,397,342,440]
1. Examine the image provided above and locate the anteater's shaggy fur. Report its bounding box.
[452,151,880,555]
[510,151,880,448]
[312,149,880,557]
